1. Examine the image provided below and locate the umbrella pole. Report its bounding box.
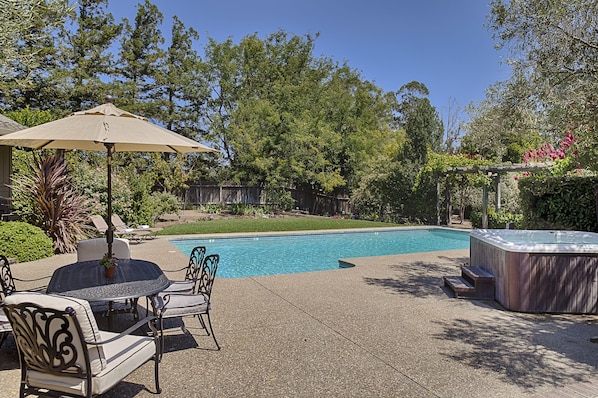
[105,143,114,256]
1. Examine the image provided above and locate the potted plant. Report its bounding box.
[100,252,118,278]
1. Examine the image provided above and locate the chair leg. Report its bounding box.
[197,313,207,333]
[203,312,220,350]
[159,316,165,361]
[154,343,161,393]
[131,298,139,320]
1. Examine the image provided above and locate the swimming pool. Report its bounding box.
[169,228,470,278]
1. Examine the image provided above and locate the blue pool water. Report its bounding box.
[169,228,470,278]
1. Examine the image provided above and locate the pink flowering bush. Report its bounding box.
[518,132,584,178]
[522,133,575,163]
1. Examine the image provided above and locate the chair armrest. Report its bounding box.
[86,315,159,346]
[162,266,189,273]
[14,275,50,283]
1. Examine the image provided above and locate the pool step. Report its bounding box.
[443,266,495,300]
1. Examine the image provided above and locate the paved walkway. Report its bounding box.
[2,231,598,397]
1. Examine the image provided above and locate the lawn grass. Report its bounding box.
[158,216,402,235]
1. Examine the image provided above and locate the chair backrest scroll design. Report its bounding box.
[0,255,16,300]
[186,246,206,288]
[3,302,90,377]
[197,254,219,300]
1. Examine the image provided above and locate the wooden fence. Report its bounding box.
[181,183,351,215]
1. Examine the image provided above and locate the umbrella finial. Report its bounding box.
[105,95,113,103]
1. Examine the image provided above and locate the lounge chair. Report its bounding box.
[90,215,146,242]
[1,291,161,397]
[111,214,162,240]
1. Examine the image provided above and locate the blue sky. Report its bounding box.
[108,0,511,120]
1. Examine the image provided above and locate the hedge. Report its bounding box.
[0,221,54,262]
[518,175,598,231]
[470,210,523,229]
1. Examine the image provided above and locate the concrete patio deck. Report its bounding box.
[2,232,598,397]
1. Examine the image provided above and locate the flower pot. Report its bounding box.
[105,266,115,278]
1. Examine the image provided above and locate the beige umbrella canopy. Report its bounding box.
[0,114,26,135]
[0,98,217,254]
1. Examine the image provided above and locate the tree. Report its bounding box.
[396,81,443,165]
[0,0,72,110]
[202,30,396,201]
[54,0,122,110]
[487,0,598,164]
[461,78,544,163]
[116,0,165,116]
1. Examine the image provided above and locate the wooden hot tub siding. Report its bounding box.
[470,236,598,314]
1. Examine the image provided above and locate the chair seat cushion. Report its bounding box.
[0,312,11,332]
[154,293,208,318]
[26,330,155,396]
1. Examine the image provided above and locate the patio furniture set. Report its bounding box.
[0,239,220,398]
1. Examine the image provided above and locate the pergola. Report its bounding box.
[438,162,554,228]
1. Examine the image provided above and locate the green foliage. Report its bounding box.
[0,221,54,262]
[12,153,91,253]
[416,152,493,188]
[0,0,72,102]
[146,191,182,223]
[204,31,397,195]
[198,203,224,214]
[397,82,444,165]
[470,210,523,229]
[229,204,275,217]
[4,107,57,127]
[71,160,135,222]
[482,0,598,166]
[518,174,598,231]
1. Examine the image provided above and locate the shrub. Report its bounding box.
[519,174,598,231]
[471,210,524,229]
[0,221,54,262]
[12,153,91,253]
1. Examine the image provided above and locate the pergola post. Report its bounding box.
[436,172,441,226]
[482,183,489,229]
[495,173,501,212]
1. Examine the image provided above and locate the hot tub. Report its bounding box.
[470,229,598,314]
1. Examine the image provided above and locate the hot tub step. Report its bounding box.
[462,266,494,283]
[443,276,476,299]
[461,266,495,300]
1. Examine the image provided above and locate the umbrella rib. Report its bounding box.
[34,140,54,150]
[167,145,183,154]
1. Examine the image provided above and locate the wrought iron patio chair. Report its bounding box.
[1,291,161,397]
[163,245,206,294]
[76,238,138,319]
[0,309,10,349]
[0,255,49,298]
[77,237,131,262]
[145,246,206,316]
[152,254,220,355]
[0,255,50,349]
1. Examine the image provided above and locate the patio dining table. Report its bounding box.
[46,258,170,318]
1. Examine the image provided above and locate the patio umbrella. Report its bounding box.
[0,97,217,255]
[0,114,26,135]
